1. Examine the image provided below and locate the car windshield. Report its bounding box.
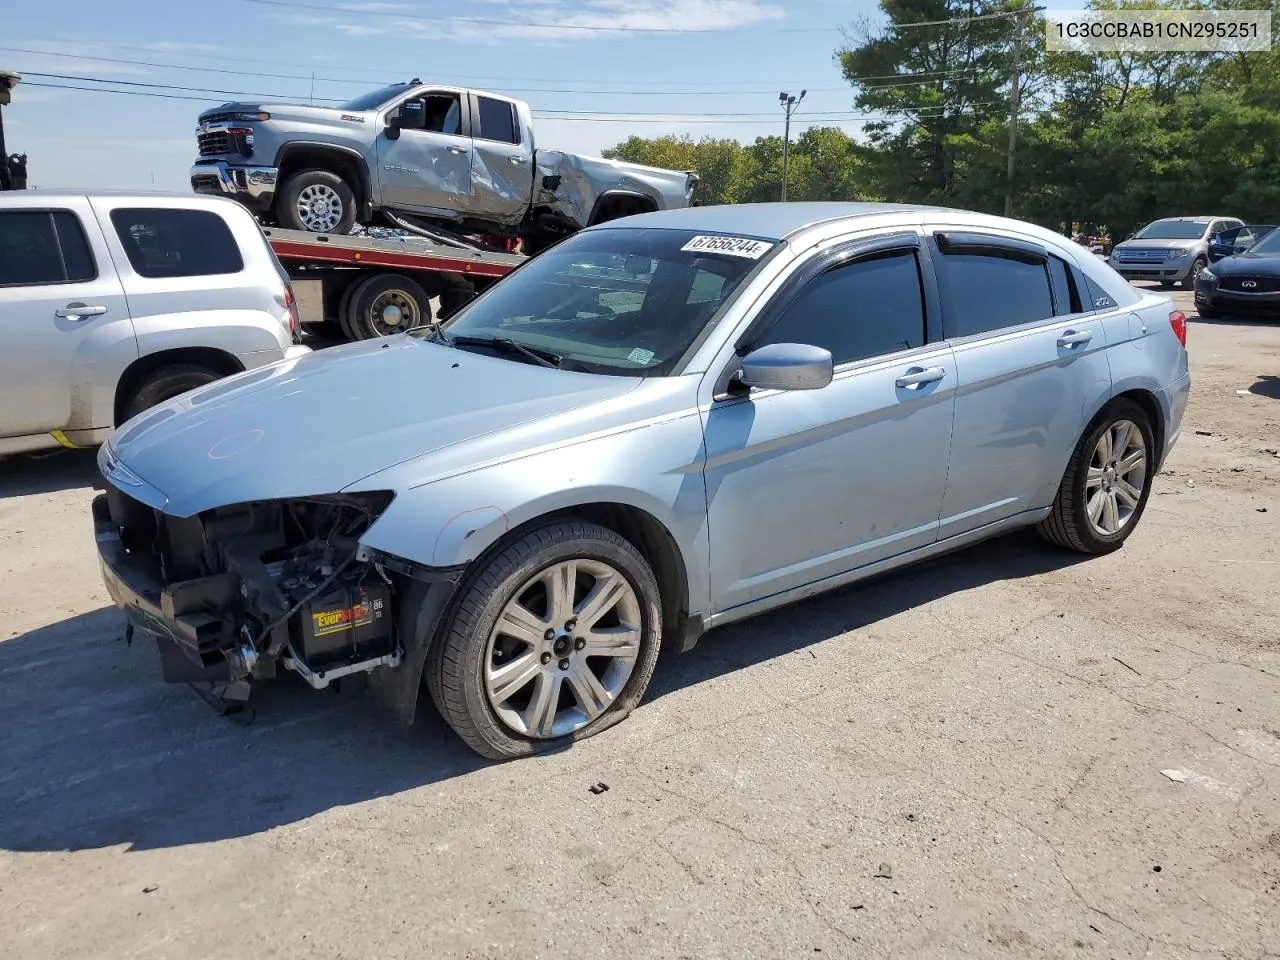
[1247,228,1280,255]
[420,227,778,376]
[1133,219,1211,240]
[340,84,412,112]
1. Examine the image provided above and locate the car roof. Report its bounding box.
[0,188,225,204]
[596,201,952,242]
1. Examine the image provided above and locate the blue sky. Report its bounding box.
[1,0,1075,191]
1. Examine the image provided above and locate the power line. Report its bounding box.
[20,80,1001,122]
[239,0,837,34]
[20,71,344,103]
[890,6,1045,29]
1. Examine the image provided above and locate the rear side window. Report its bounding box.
[476,96,519,145]
[936,253,1055,338]
[0,210,97,287]
[109,208,243,279]
[1047,255,1084,314]
[756,251,926,365]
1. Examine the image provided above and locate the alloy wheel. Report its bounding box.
[1086,419,1148,536]
[484,559,642,739]
[296,183,345,233]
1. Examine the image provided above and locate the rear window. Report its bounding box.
[109,208,244,279]
[0,210,97,287]
[477,96,519,145]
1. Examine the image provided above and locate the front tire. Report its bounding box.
[1037,399,1156,555]
[426,520,663,760]
[1181,257,1206,290]
[276,168,357,235]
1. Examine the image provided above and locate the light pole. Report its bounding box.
[778,89,805,202]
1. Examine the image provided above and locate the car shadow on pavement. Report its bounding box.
[0,449,101,496]
[0,531,1085,854]
[1246,375,1280,400]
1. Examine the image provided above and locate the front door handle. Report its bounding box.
[507,155,527,165]
[895,365,946,388]
[1057,329,1093,348]
[55,303,107,321]
[447,145,469,155]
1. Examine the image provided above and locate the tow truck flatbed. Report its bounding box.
[262,227,527,342]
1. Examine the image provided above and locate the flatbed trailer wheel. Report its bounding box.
[340,273,432,340]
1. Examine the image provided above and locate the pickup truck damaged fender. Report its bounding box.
[535,151,692,227]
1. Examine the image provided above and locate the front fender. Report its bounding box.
[355,411,712,615]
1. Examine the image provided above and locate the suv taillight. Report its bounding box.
[1169,309,1187,348]
[283,283,301,340]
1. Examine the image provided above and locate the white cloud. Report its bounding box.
[280,0,785,46]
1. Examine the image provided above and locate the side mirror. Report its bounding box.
[737,343,833,392]
[388,100,426,131]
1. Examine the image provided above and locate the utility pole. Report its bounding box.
[1004,9,1027,218]
[778,89,805,202]
[0,71,19,191]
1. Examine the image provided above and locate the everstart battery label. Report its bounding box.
[311,599,380,637]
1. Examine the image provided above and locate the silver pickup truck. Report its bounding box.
[190,80,698,251]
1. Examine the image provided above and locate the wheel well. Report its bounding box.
[277,147,370,214]
[114,348,244,426]
[1110,389,1166,467]
[476,503,691,652]
[587,192,658,227]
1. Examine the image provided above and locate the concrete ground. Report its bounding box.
[1,287,1277,960]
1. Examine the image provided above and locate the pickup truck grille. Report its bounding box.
[1219,275,1280,293]
[197,127,253,158]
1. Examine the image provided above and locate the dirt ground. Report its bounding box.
[1,286,1277,960]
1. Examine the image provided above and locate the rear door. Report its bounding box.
[927,230,1113,537]
[467,94,534,225]
[0,201,134,438]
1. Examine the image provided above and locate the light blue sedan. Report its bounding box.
[94,202,1191,759]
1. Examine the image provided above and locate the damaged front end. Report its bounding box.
[93,481,427,701]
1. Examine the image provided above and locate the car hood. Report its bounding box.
[199,100,375,125]
[1116,238,1202,251]
[1212,250,1280,274]
[104,337,641,517]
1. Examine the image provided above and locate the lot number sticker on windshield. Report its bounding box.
[681,235,773,259]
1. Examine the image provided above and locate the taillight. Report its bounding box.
[283,283,301,339]
[1169,309,1187,348]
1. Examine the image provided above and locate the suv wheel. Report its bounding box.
[1181,256,1206,290]
[425,520,663,760]
[121,364,221,423]
[277,169,357,235]
[1037,399,1156,555]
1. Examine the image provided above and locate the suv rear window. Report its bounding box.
[0,210,97,287]
[109,208,244,279]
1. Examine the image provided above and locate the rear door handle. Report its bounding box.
[447,145,469,155]
[55,303,107,321]
[895,365,946,388]
[507,156,527,165]
[1056,330,1093,348]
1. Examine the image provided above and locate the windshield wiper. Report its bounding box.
[449,335,562,368]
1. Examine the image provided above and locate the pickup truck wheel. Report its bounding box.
[343,274,431,339]
[277,169,357,235]
[425,520,663,760]
[121,364,221,423]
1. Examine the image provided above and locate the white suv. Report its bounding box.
[0,191,310,457]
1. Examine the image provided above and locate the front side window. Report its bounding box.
[476,96,519,145]
[0,210,96,287]
[423,227,777,375]
[109,208,243,279]
[936,251,1056,338]
[753,251,926,365]
[419,93,462,136]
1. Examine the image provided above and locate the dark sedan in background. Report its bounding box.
[1207,223,1277,263]
[1195,227,1280,318]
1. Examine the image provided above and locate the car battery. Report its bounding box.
[293,580,392,670]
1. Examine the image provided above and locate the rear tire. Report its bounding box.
[1037,399,1156,555]
[341,273,431,340]
[276,168,357,235]
[425,520,663,760]
[121,364,222,423]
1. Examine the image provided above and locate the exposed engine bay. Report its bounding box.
[94,483,404,696]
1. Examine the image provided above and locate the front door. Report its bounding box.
[376,90,473,217]
[467,94,534,226]
[0,201,133,438]
[926,231,1114,537]
[702,235,957,614]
